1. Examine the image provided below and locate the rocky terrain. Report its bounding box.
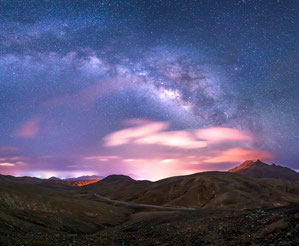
[0,203,298,246]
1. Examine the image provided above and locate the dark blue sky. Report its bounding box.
[0,0,298,180]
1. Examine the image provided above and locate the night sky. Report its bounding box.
[0,0,298,180]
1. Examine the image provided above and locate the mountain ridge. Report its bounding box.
[228,160,299,181]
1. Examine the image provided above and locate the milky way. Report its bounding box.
[0,0,298,180]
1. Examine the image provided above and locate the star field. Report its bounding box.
[0,0,298,180]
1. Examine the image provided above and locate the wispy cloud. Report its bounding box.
[0,162,15,166]
[104,119,253,150]
[84,155,120,161]
[0,146,17,152]
[196,127,252,143]
[204,147,272,163]
[104,120,207,149]
[0,155,27,168]
[14,117,40,138]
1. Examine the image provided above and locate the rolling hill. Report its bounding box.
[83,172,299,209]
[127,172,299,209]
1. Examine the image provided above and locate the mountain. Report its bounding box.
[228,160,299,181]
[64,175,103,181]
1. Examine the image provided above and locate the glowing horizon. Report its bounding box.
[0,119,274,181]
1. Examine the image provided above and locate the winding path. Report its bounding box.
[94,193,197,211]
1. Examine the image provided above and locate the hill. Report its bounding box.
[228,160,299,180]
[80,174,152,200]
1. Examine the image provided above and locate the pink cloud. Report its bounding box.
[135,130,207,149]
[196,127,252,143]
[0,146,17,152]
[43,84,104,108]
[104,121,169,146]
[0,162,15,166]
[204,147,273,163]
[104,120,252,150]
[0,156,27,169]
[42,77,135,109]
[104,120,207,149]
[5,156,24,161]
[85,155,120,161]
[15,117,40,138]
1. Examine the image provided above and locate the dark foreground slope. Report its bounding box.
[0,175,131,236]
[97,205,299,246]
[1,203,299,246]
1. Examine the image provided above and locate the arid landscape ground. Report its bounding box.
[0,160,298,246]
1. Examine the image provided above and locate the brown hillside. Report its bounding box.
[261,178,299,195]
[128,172,299,209]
